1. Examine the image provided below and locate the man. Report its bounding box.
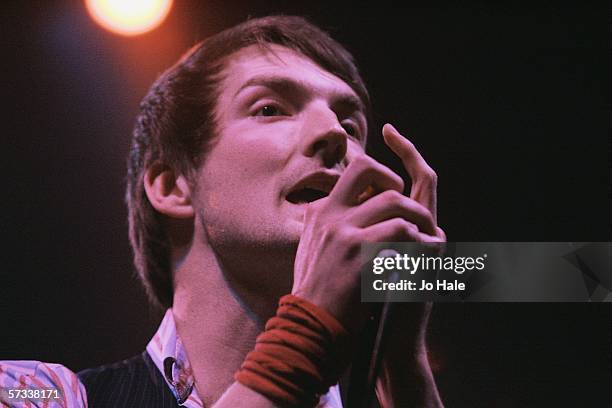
[1,15,444,407]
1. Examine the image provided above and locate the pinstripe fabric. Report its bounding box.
[78,352,179,408]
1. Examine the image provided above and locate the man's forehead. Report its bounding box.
[219,44,362,107]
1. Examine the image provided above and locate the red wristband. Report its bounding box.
[235,295,350,407]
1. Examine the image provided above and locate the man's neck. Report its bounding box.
[172,239,293,406]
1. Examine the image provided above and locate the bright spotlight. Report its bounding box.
[85,0,173,37]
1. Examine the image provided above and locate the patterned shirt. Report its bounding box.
[1,309,343,407]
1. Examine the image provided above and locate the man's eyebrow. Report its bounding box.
[234,75,300,97]
[234,75,365,114]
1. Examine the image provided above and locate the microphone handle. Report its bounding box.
[346,269,400,408]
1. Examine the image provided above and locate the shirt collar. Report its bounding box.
[146,309,343,408]
[146,309,204,407]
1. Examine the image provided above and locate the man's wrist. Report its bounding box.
[235,295,351,406]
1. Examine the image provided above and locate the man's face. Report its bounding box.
[192,44,367,254]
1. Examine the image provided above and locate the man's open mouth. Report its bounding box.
[285,172,339,204]
[286,188,329,204]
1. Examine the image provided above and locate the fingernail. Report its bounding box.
[384,123,398,135]
[382,124,399,145]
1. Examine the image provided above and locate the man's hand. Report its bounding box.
[291,123,444,330]
[292,152,396,331]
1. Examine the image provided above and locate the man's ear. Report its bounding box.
[143,162,195,219]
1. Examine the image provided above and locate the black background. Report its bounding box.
[3,2,611,407]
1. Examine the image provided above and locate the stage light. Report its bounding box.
[85,0,173,37]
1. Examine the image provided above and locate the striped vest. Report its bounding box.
[78,352,179,408]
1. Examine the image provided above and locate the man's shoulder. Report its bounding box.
[78,351,178,408]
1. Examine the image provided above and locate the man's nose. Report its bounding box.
[300,104,348,168]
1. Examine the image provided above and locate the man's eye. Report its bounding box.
[342,123,358,137]
[254,105,283,117]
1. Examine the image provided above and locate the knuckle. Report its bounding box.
[403,222,419,236]
[423,167,438,184]
[325,221,352,242]
[361,161,383,179]
[391,218,417,237]
[421,207,435,225]
[436,226,447,241]
[380,189,402,202]
[387,190,407,208]
[387,217,403,231]
[350,154,373,170]
[354,156,405,192]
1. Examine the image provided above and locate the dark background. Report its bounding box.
[3,2,610,407]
